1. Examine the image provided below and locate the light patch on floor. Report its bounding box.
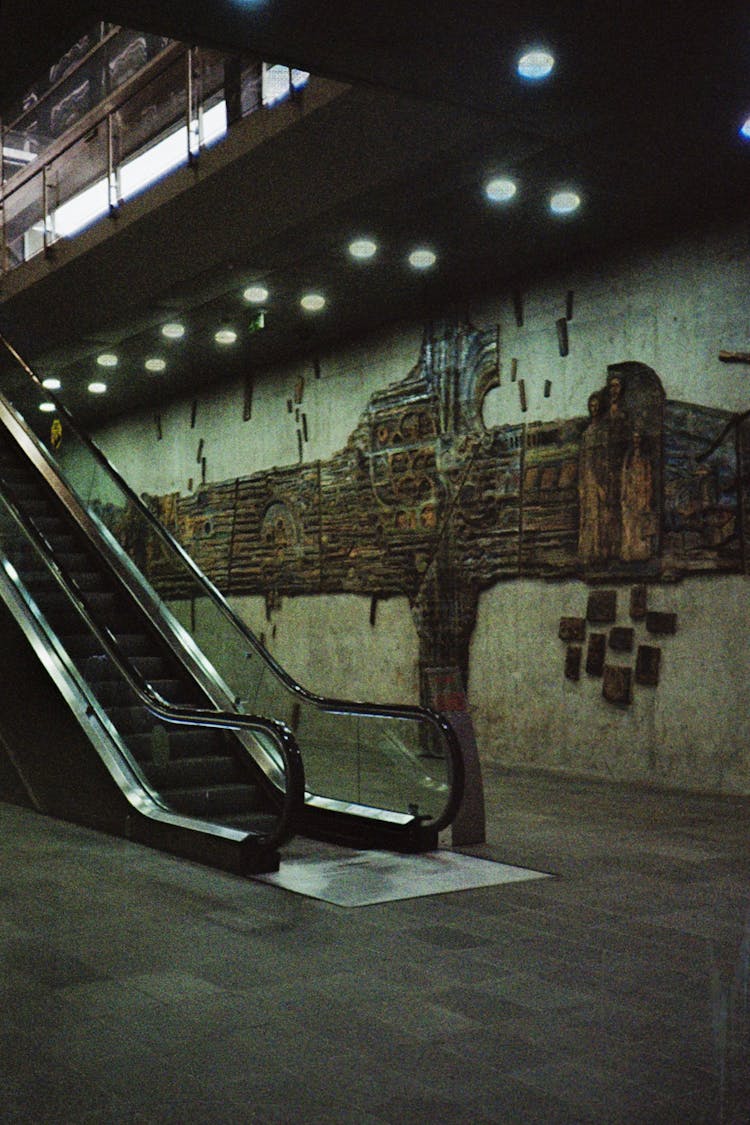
[253,849,552,906]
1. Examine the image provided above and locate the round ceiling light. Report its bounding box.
[484,177,517,203]
[88,381,107,394]
[348,237,378,260]
[549,189,581,215]
[96,352,118,368]
[740,115,750,140]
[517,48,555,80]
[243,284,269,304]
[161,322,185,340]
[42,377,61,390]
[300,293,326,311]
[408,247,437,270]
[145,358,166,373]
[215,327,238,345]
[39,401,56,413]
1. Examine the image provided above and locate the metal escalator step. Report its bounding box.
[105,705,162,735]
[78,653,168,683]
[90,677,185,708]
[142,754,238,788]
[23,569,108,593]
[66,633,153,659]
[162,783,262,817]
[126,727,224,761]
[54,552,94,573]
[212,811,280,834]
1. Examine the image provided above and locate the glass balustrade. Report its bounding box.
[0,337,463,834]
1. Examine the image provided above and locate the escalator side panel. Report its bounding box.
[0,586,280,874]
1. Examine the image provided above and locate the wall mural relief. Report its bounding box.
[115,322,746,709]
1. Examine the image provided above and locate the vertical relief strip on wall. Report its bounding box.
[243,375,253,421]
[556,317,569,357]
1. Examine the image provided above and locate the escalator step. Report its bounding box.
[78,653,168,683]
[162,783,262,816]
[143,754,239,788]
[66,633,153,659]
[23,569,108,594]
[126,728,224,761]
[213,811,281,835]
[90,677,185,707]
[55,552,95,573]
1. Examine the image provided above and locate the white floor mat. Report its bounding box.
[253,848,552,906]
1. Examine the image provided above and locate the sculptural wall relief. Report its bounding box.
[89,221,750,792]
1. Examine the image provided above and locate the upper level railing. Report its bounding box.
[0,24,307,275]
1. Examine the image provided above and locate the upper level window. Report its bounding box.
[261,64,309,108]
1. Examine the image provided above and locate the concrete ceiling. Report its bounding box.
[0,1,749,424]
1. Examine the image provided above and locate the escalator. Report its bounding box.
[0,333,464,870]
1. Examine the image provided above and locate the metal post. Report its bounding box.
[42,164,50,254]
[107,111,117,213]
[186,47,197,164]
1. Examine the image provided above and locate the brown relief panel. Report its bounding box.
[586,633,606,676]
[559,616,586,642]
[587,589,617,624]
[646,611,677,635]
[630,584,648,619]
[609,627,634,652]
[635,645,661,686]
[602,665,633,705]
[565,645,582,681]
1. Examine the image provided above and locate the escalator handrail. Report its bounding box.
[0,332,464,832]
[0,474,306,856]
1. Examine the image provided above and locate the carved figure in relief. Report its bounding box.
[603,372,633,558]
[578,391,609,562]
[620,432,655,560]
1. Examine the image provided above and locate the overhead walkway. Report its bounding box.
[0,334,463,873]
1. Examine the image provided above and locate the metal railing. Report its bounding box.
[0,27,302,278]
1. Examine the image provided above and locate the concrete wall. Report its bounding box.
[93,218,750,793]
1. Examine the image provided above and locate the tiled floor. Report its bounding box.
[1,765,749,1123]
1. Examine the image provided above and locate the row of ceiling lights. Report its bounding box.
[37,47,586,407]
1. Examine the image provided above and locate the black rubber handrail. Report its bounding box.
[0,460,306,858]
[0,332,464,834]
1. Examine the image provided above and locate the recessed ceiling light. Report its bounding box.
[215,327,238,345]
[243,284,269,303]
[408,248,437,270]
[145,357,166,373]
[39,401,56,413]
[300,293,326,311]
[348,237,378,260]
[549,189,581,215]
[42,377,61,390]
[96,352,118,368]
[740,115,750,140]
[161,322,185,340]
[88,381,107,394]
[517,48,555,80]
[484,177,517,203]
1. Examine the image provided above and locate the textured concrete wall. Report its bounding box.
[470,575,750,794]
[93,218,750,792]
